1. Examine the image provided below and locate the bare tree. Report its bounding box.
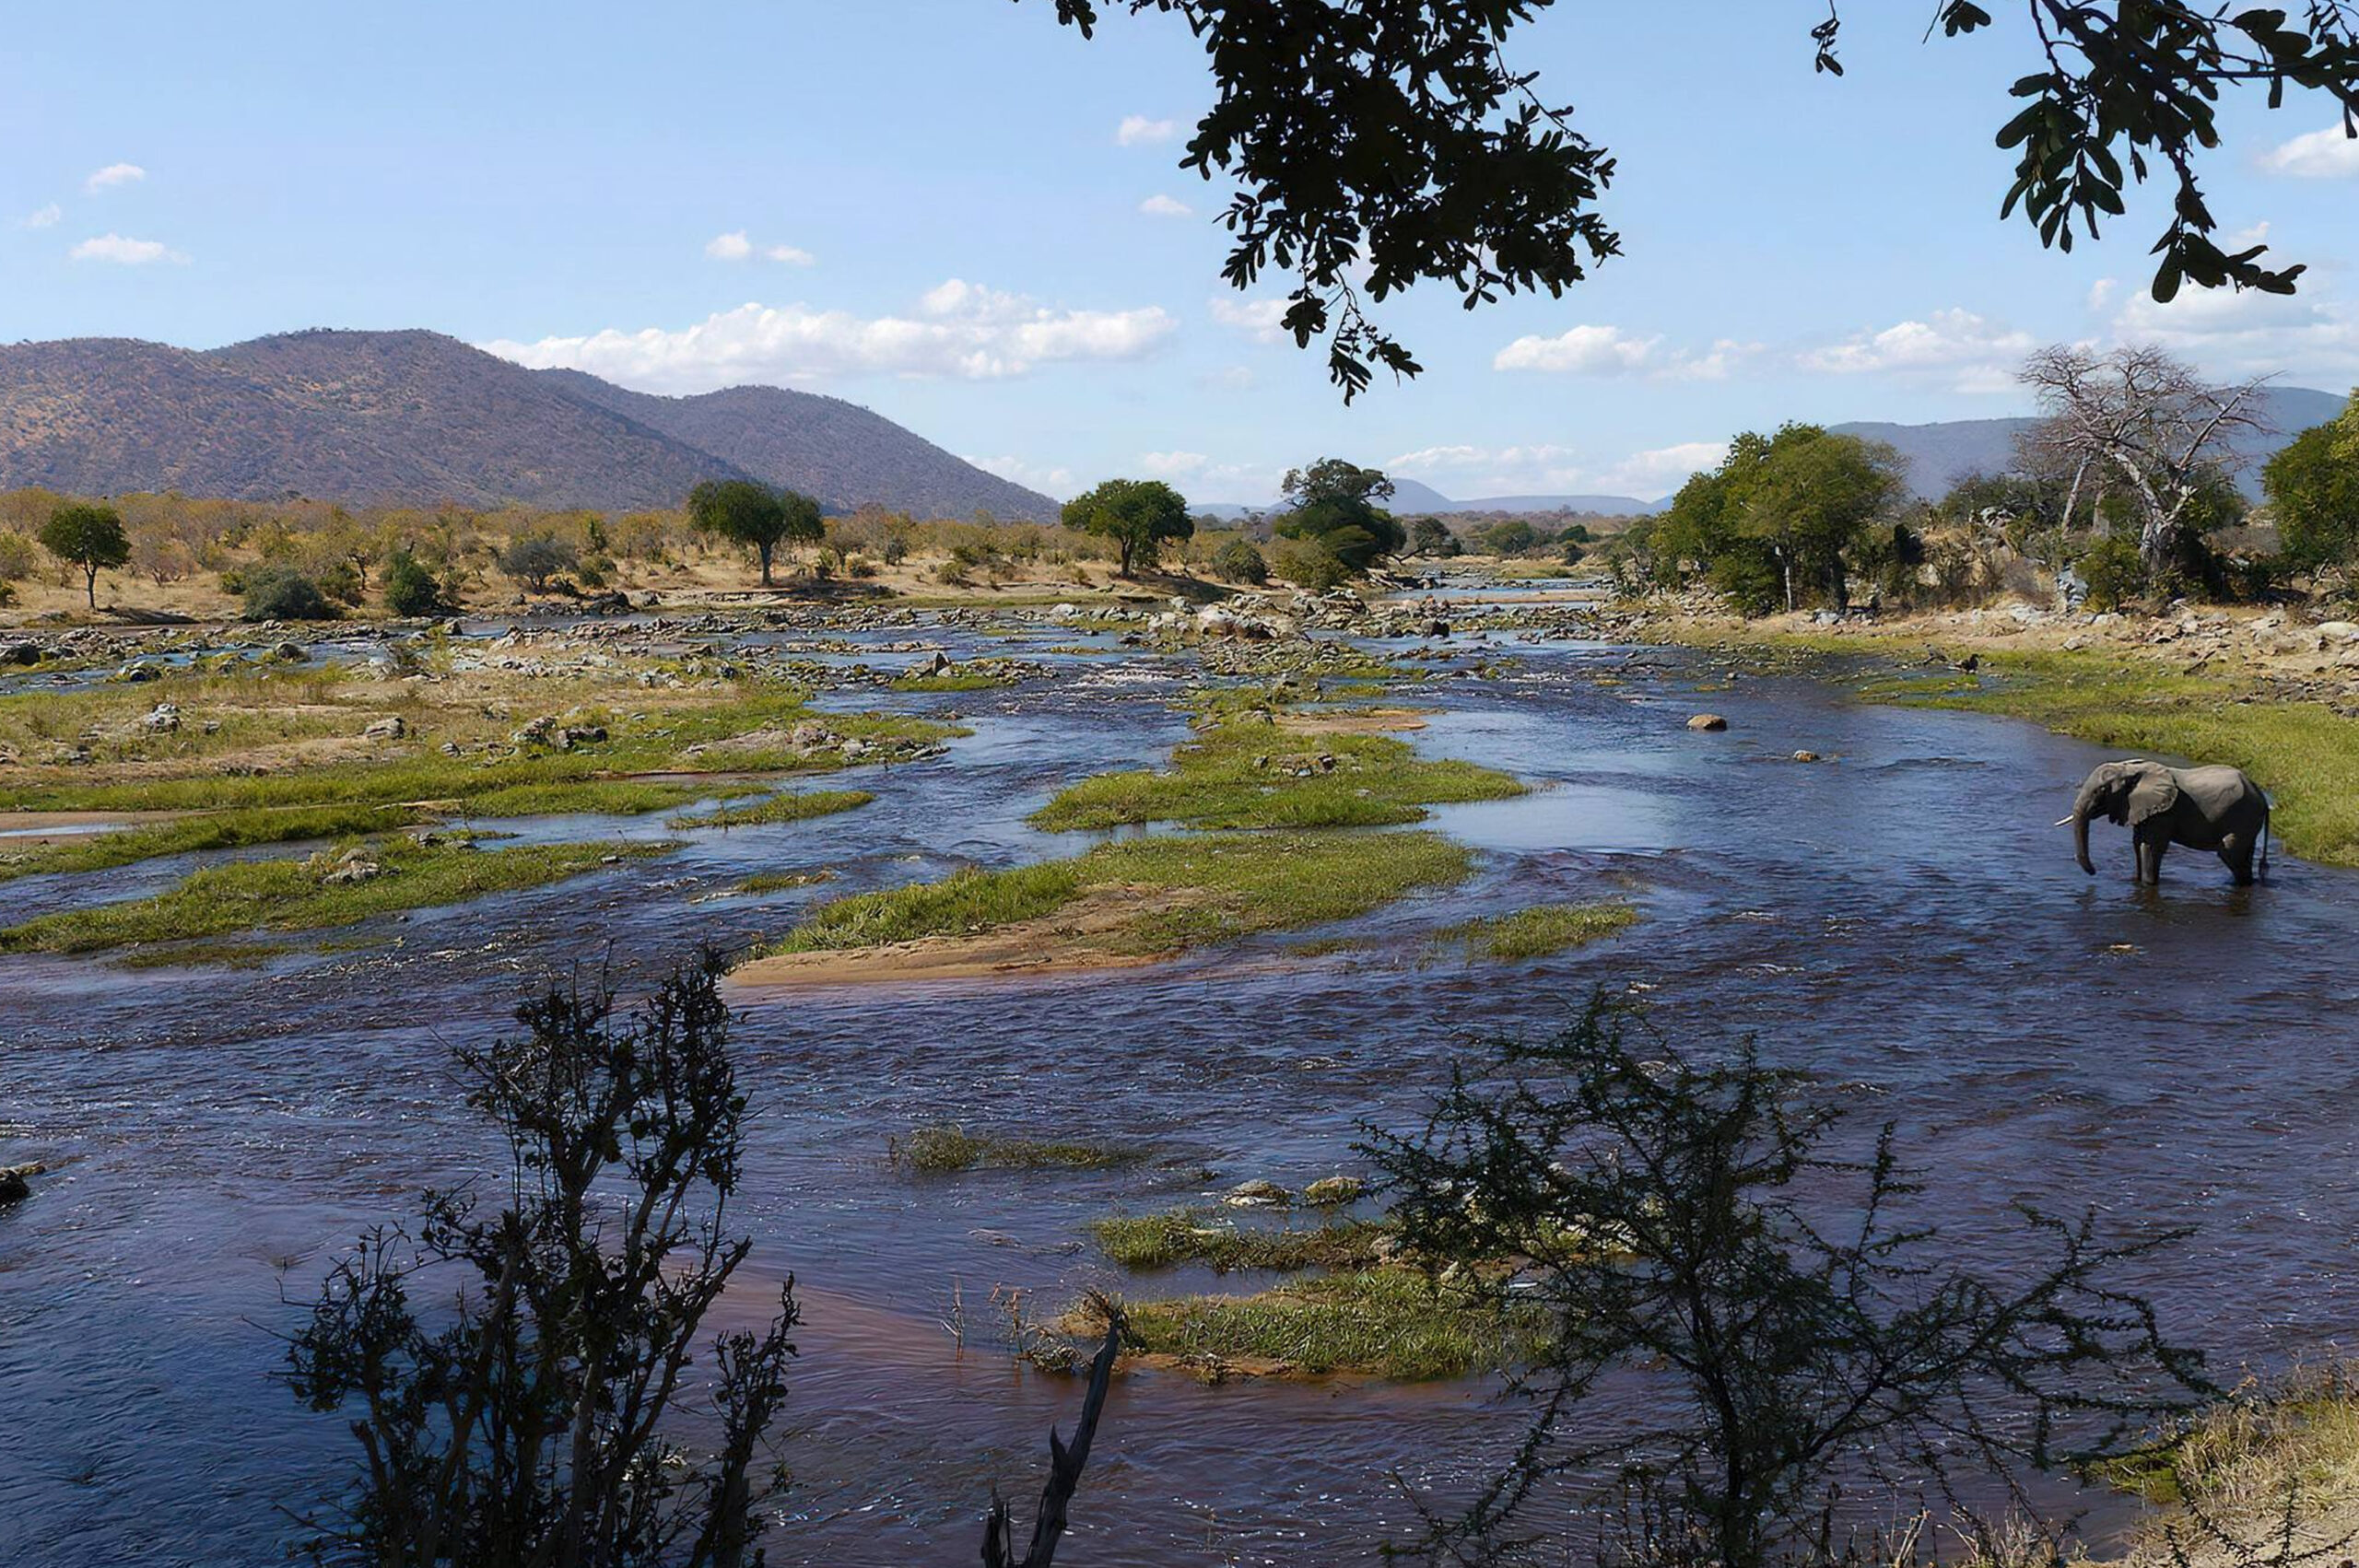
[2018,345,2269,575]
[1362,992,2210,1568]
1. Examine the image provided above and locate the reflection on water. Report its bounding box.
[6,626,2359,1567]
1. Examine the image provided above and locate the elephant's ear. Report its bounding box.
[2126,764,2180,825]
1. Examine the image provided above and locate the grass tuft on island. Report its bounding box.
[1090,1209,1394,1272]
[1029,715,1523,832]
[1436,901,1640,961]
[1076,1268,1544,1381]
[0,836,675,954]
[760,829,1476,962]
[667,789,874,830]
[887,1123,1141,1175]
[0,802,416,883]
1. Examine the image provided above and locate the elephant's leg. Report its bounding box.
[2221,834,2256,886]
[2137,837,2166,883]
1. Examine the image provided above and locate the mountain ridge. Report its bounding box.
[0,329,1060,520]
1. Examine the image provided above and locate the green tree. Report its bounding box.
[687,480,821,587]
[382,549,451,617]
[1406,516,1459,558]
[496,533,580,593]
[1061,477,1192,577]
[1272,459,1405,575]
[40,503,131,609]
[1650,427,1902,614]
[1034,2,2359,396]
[2264,391,2359,569]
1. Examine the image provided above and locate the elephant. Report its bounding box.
[2064,758,2271,885]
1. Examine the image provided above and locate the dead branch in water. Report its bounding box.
[983,1293,1129,1568]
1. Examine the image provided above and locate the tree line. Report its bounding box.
[1616,345,2359,617]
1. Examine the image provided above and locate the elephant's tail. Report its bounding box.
[2261,798,2272,877]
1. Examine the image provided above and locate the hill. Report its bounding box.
[1834,385,2342,500]
[0,329,1058,519]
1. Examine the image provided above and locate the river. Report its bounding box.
[5,607,2357,1566]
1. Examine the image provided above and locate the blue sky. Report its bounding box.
[6,1,2356,504]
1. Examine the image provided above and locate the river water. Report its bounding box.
[6,610,2359,1567]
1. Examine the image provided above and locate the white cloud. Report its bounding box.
[966,453,1078,499]
[1138,193,1193,218]
[84,162,146,193]
[69,233,188,265]
[1797,309,2035,392]
[1595,441,1729,497]
[763,243,816,265]
[1140,451,1209,477]
[1117,114,1178,146]
[482,280,1177,391]
[1210,295,1292,344]
[1493,323,1661,375]
[704,231,754,261]
[2261,123,2359,179]
[1202,364,1255,391]
[1380,439,1722,501]
[21,203,61,229]
[2112,283,2359,382]
[2086,277,2118,313]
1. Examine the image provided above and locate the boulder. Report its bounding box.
[142,702,182,732]
[1223,1178,1291,1209]
[272,642,309,662]
[0,1162,44,1204]
[362,716,405,741]
[0,640,42,666]
[2318,620,2359,643]
[1304,1175,1365,1208]
[1686,713,1729,732]
[1791,750,1822,763]
[117,661,161,684]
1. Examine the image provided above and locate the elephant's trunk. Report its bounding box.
[2071,790,2097,875]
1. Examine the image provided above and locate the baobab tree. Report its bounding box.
[2018,345,2269,575]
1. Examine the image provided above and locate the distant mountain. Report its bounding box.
[1834,385,2344,501]
[534,370,1057,521]
[0,329,1058,519]
[1195,477,1662,521]
[1447,492,1663,517]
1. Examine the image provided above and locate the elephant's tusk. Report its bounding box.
[2053,816,2075,827]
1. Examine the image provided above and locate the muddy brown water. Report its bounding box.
[6,613,2359,1566]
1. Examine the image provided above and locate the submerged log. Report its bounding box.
[982,1300,1128,1568]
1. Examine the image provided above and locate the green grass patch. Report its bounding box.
[1435,901,1639,961]
[889,671,1016,693]
[761,829,1475,961]
[887,1124,1140,1174]
[0,803,416,883]
[1091,1209,1392,1272]
[1872,650,2359,868]
[1109,1268,1543,1380]
[0,837,674,954]
[1030,716,1523,832]
[668,789,874,830]
[2,685,957,816]
[769,860,1087,951]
